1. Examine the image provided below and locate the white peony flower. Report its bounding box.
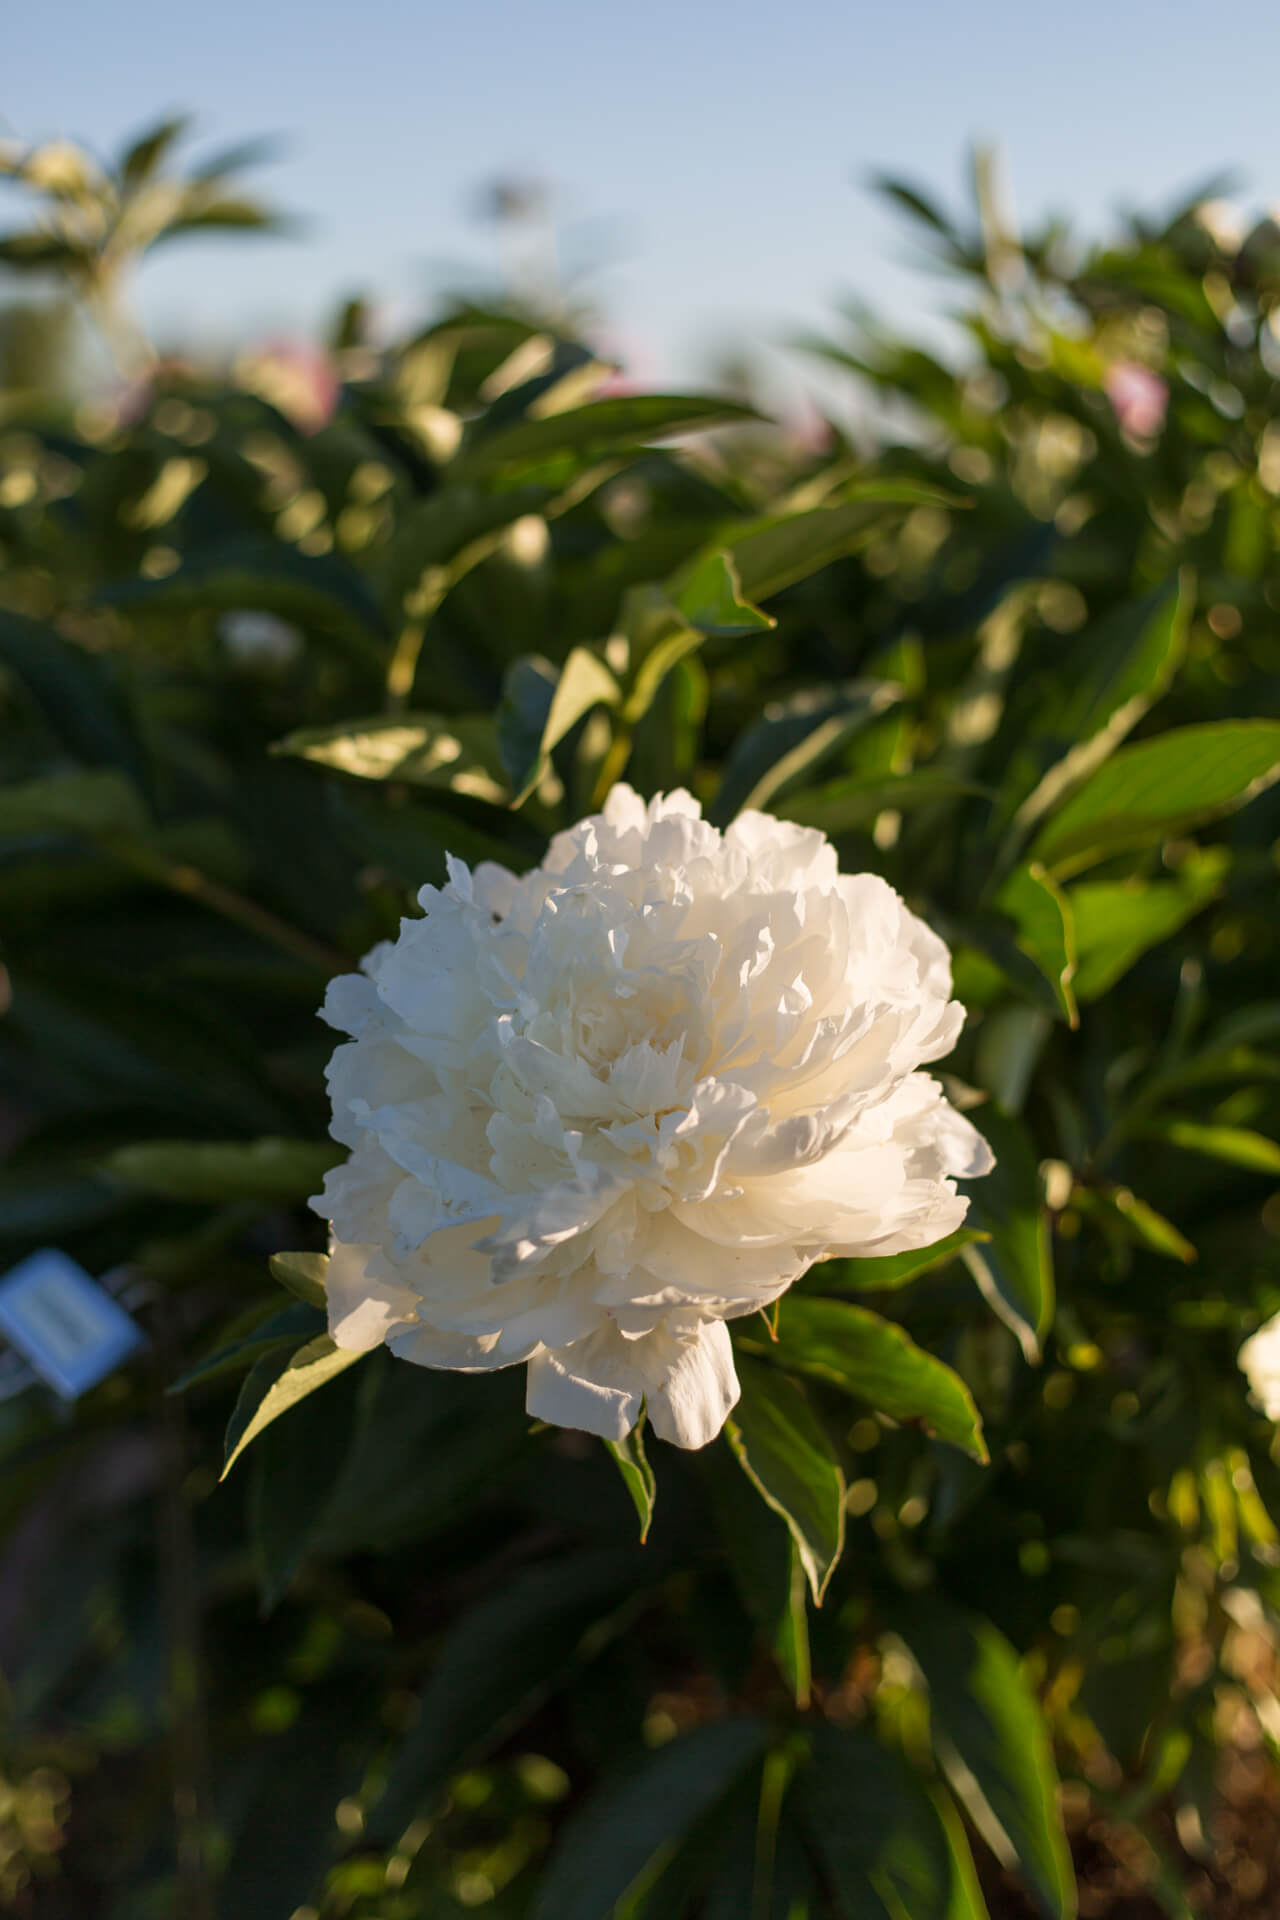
[311,785,993,1450]
[1239,1313,1280,1419]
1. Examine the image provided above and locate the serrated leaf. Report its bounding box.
[529,1718,768,1920]
[898,1604,1076,1920]
[743,1296,987,1461]
[221,1336,366,1479]
[724,1356,845,1603]
[1030,721,1280,877]
[272,712,508,802]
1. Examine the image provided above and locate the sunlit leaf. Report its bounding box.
[741,1296,987,1460]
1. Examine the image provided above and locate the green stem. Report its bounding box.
[105,838,346,974]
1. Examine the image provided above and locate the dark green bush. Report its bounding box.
[0,129,1278,1917]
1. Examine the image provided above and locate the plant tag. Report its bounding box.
[0,1249,145,1399]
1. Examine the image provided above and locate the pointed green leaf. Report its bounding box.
[530,1718,768,1920]
[604,1418,657,1543]
[455,393,760,478]
[898,1605,1076,1920]
[672,549,775,637]
[1030,721,1280,877]
[743,1297,987,1461]
[724,1356,845,1603]
[817,1228,991,1294]
[1068,851,1226,1000]
[221,1336,366,1479]
[269,1251,329,1309]
[994,864,1078,1027]
[272,712,508,802]
[170,1300,325,1395]
[794,1724,954,1920]
[1142,1119,1280,1174]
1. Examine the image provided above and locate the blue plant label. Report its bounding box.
[0,1249,145,1399]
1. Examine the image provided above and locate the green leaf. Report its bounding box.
[100,538,388,644]
[1030,721,1280,877]
[701,1441,812,1705]
[724,487,958,603]
[119,116,191,188]
[99,1137,341,1203]
[781,768,993,833]
[0,611,145,781]
[170,1300,326,1395]
[723,1356,845,1603]
[1141,1119,1280,1174]
[672,549,775,637]
[0,769,148,841]
[814,1228,991,1294]
[962,1110,1053,1363]
[221,1336,366,1479]
[529,1718,768,1920]
[268,1250,329,1309]
[935,1788,994,1920]
[993,863,1078,1027]
[711,680,899,824]
[454,393,759,477]
[743,1296,987,1461]
[604,1418,657,1544]
[272,712,508,802]
[898,1605,1076,1920]
[1014,579,1192,835]
[383,484,553,610]
[372,1551,646,1841]
[1068,850,1227,1000]
[249,1350,366,1609]
[794,1724,954,1920]
[498,647,620,804]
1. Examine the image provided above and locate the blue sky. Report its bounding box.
[6,0,1280,396]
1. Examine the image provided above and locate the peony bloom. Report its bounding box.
[312,786,992,1449]
[1239,1314,1280,1419]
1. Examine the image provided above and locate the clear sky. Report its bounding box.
[5,0,1280,397]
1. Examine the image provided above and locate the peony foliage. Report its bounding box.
[0,129,1279,1917]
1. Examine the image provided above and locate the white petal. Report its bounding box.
[525,1340,642,1441]
[644,1320,740,1450]
[325,1239,419,1351]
